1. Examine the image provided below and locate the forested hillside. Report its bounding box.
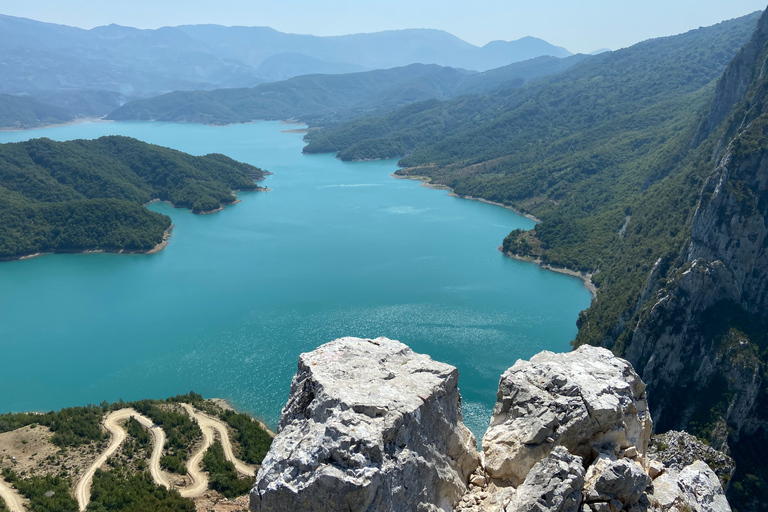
[304,12,760,337]
[0,94,72,128]
[0,136,268,259]
[107,56,587,126]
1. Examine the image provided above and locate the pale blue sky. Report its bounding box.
[1,0,766,53]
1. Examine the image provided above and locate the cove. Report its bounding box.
[0,121,592,439]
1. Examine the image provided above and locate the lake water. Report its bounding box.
[0,121,592,439]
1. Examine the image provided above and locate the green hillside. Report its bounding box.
[0,94,73,129]
[107,56,587,126]
[0,136,268,259]
[303,11,761,342]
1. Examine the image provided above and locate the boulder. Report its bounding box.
[648,431,734,488]
[506,446,584,512]
[646,461,731,512]
[250,337,480,512]
[583,455,651,506]
[483,345,652,485]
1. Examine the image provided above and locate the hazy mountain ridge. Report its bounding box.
[108,55,588,126]
[0,13,571,125]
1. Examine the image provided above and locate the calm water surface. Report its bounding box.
[0,121,592,438]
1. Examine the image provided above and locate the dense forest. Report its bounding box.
[107,56,587,126]
[0,136,268,259]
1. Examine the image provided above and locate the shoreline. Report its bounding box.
[390,173,542,223]
[501,249,597,297]
[0,116,112,133]
[391,172,593,296]
[4,225,175,263]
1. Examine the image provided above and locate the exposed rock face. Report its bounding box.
[583,455,650,507]
[648,431,735,488]
[253,338,731,512]
[483,345,652,486]
[508,447,584,512]
[622,10,768,505]
[646,461,731,512]
[693,9,768,145]
[250,337,480,512]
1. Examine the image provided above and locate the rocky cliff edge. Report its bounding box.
[251,338,731,512]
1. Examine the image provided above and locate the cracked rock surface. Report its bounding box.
[250,336,480,512]
[482,345,652,486]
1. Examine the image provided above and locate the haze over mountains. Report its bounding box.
[108,55,588,125]
[0,13,571,124]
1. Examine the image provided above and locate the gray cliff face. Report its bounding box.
[694,9,768,146]
[687,148,768,317]
[624,6,768,455]
[625,132,768,446]
[250,337,480,512]
[252,338,731,512]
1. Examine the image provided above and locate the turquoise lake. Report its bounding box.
[0,121,592,439]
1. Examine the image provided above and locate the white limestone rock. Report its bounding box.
[646,461,731,512]
[250,337,480,512]
[483,345,652,485]
[583,455,650,506]
[505,446,584,512]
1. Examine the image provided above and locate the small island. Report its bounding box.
[0,136,271,261]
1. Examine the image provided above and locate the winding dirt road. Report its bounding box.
[177,404,256,498]
[0,478,26,512]
[75,408,170,511]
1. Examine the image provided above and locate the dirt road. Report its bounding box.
[175,403,257,498]
[75,408,170,511]
[0,478,27,512]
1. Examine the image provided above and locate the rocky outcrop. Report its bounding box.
[646,461,731,512]
[252,339,732,512]
[648,431,735,488]
[250,337,480,512]
[483,346,652,486]
[507,447,585,512]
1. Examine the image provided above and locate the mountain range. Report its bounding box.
[107,55,588,125]
[0,13,571,122]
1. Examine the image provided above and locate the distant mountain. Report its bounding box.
[108,55,587,126]
[254,53,369,82]
[0,13,571,121]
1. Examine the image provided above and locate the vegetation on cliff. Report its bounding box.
[0,136,268,259]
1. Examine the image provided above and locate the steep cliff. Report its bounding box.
[623,9,768,510]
